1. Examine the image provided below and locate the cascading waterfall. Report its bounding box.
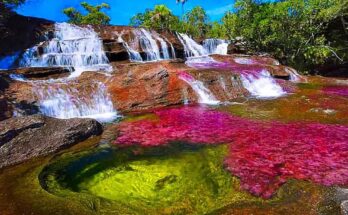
[240,70,286,98]
[166,39,176,59]
[134,29,161,61]
[203,39,230,55]
[285,67,303,82]
[117,35,143,62]
[177,33,208,58]
[152,31,171,59]
[17,23,118,122]
[131,28,175,61]
[35,81,117,122]
[179,72,220,105]
[20,22,112,78]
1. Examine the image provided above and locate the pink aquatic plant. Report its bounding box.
[115,106,348,198]
[322,86,348,97]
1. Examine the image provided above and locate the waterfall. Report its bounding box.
[118,36,143,62]
[16,23,118,122]
[231,76,245,96]
[285,67,303,82]
[20,22,112,78]
[35,81,118,122]
[167,39,176,59]
[182,88,189,105]
[152,31,171,60]
[177,33,207,58]
[134,29,161,61]
[179,72,220,105]
[241,70,286,98]
[203,39,230,55]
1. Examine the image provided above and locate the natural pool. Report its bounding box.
[1,76,348,215]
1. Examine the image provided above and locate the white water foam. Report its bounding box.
[18,23,118,122]
[35,82,118,123]
[241,70,286,98]
[177,33,208,58]
[203,39,230,55]
[179,72,220,105]
[20,23,112,78]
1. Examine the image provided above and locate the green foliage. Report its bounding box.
[1,0,25,8]
[63,2,110,25]
[130,5,180,31]
[131,1,347,71]
[223,0,348,71]
[182,6,208,37]
[130,5,210,37]
[1,0,25,20]
[206,21,226,39]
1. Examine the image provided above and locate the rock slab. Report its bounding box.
[0,115,103,168]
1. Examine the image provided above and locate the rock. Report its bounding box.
[0,115,103,168]
[9,67,71,79]
[0,74,12,121]
[0,13,53,57]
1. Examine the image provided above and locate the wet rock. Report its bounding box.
[108,63,183,112]
[9,67,71,79]
[0,115,103,168]
[103,41,130,62]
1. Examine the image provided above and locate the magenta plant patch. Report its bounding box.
[322,86,348,97]
[115,106,348,198]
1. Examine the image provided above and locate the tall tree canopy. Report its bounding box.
[63,2,111,25]
[223,0,348,71]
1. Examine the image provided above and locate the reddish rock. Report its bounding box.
[4,54,297,115]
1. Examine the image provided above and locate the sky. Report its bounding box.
[16,0,235,25]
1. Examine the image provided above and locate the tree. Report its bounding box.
[63,2,111,25]
[224,0,348,71]
[206,21,227,39]
[130,5,182,31]
[183,6,208,37]
[1,0,26,20]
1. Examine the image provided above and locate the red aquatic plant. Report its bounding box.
[115,106,348,198]
[322,86,348,97]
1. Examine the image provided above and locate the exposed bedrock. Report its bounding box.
[2,55,295,116]
[0,115,103,169]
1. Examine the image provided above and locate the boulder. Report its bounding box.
[9,67,71,79]
[0,115,103,168]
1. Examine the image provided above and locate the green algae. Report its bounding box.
[40,143,253,214]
